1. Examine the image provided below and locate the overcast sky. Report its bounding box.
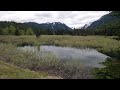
[0,11,109,28]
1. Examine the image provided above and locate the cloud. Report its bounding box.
[0,11,109,28]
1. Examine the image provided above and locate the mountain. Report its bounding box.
[81,23,92,29]
[0,21,74,35]
[86,12,120,30]
[23,22,72,31]
[84,11,120,36]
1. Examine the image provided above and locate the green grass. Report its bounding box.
[0,35,120,79]
[0,60,61,79]
[0,43,92,79]
[0,35,120,54]
[0,43,62,79]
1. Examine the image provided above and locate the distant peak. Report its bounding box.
[23,21,72,31]
[52,22,62,24]
[81,22,92,29]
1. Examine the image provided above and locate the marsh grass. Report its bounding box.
[0,35,120,79]
[0,43,62,79]
[0,43,93,79]
[0,35,120,54]
[0,60,58,79]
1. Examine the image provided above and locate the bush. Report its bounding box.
[93,58,120,79]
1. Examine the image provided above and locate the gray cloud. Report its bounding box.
[0,11,109,28]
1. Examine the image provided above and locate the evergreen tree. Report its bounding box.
[25,28,34,35]
[9,25,16,35]
[15,29,25,35]
[1,27,9,35]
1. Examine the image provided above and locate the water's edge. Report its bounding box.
[18,45,108,68]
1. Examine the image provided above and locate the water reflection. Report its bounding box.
[18,45,108,68]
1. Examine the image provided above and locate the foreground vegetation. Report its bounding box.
[0,35,120,79]
[93,58,120,79]
[0,43,92,79]
[0,60,61,79]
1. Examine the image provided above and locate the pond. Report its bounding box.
[18,45,108,68]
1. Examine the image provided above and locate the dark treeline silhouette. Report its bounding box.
[0,21,73,36]
[0,20,120,37]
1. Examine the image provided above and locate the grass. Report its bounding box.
[0,60,61,79]
[0,43,92,79]
[36,53,93,79]
[0,35,120,54]
[0,35,120,79]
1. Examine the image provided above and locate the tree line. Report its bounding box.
[0,11,120,37]
[0,21,34,35]
[0,21,73,35]
[0,21,120,37]
[72,11,120,37]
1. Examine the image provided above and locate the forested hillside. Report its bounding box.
[70,11,120,37]
[0,21,73,35]
[86,11,120,36]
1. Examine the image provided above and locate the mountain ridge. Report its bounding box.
[86,12,120,29]
[23,22,72,31]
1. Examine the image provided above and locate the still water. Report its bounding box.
[19,45,108,68]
